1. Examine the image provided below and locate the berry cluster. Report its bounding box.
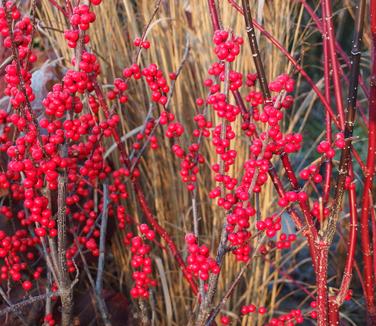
[266,309,304,325]
[256,214,282,238]
[70,4,96,31]
[212,30,243,62]
[133,37,150,49]
[173,143,204,191]
[107,78,128,103]
[227,205,256,261]
[133,119,158,150]
[241,304,266,315]
[128,235,156,299]
[208,93,241,121]
[316,140,335,159]
[269,73,295,93]
[299,165,323,184]
[141,63,169,106]
[278,191,308,207]
[185,234,220,281]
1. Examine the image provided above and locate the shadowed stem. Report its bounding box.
[241,0,271,101]
[95,185,111,325]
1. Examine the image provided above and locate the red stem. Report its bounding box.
[316,242,329,326]
[322,0,332,205]
[328,298,339,325]
[372,207,376,280]
[330,165,358,323]
[321,0,344,129]
[208,0,220,30]
[359,1,376,321]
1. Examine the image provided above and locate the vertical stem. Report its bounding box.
[57,176,73,326]
[321,0,333,205]
[316,242,329,326]
[207,0,220,30]
[328,298,339,325]
[331,165,358,323]
[95,185,111,325]
[322,0,345,128]
[360,0,376,321]
[241,0,271,101]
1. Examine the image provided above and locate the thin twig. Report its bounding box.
[95,185,111,326]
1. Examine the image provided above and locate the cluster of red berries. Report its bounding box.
[185,234,220,281]
[316,140,336,159]
[77,51,100,76]
[133,119,158,150]
[279,133,303,154]
[245,90,263,106]
[212,30,243,62]
[173,143,204,191]
[108,78,128,103]
[208,62,225,76]
[269,74,295,93]
[133,37,150,49]
[1,4,35,63]
[139,224,156,241]
[310,201,330,220]
[3,60,34,112]
[334,132,345,148]
[256,214,282,238]
[278,191,308,207]
[122,63,142,80]
[241,120,257,137]
[109,168,129,202]
[43,313,56,326]
[226,205,256,261]
[140,63,169,106]
[253,104,284,128]
[208,93,241,121]
[246,73,258,87]
[266,309,304,325]
[64,2,100,48]
[165,122,184,138]
[0,229,41,293]
[116,205,131,230]
[276,233,297,250]
[222,70,243,91]
[299,165,323,184]
[42,84,77,117]
[70,4,96,31]
[241,304,266,315]
[193,114,212,138]
[128,235,156,299]
[236,159,269,196]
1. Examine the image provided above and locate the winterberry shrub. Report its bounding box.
[0,0,375,326]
